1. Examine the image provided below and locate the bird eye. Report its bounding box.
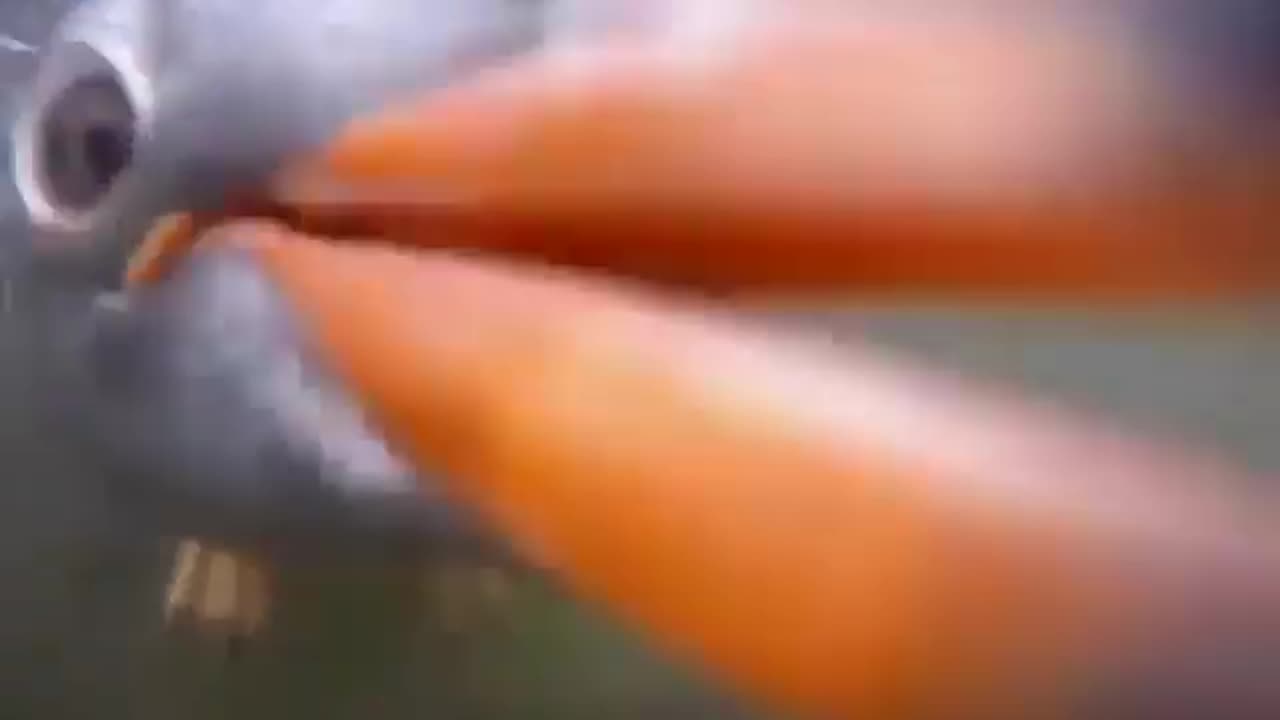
[13,41,151,232]
[37,73,136,212]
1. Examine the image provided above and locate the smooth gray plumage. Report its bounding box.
[57,245,503,558]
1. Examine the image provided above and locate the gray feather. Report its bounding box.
[49,239,506,560]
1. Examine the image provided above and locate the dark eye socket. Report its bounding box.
[36,72,137,214]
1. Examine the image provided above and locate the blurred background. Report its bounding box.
[0,1,1277,718]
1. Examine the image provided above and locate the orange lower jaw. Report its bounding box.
[230,223,1279,719]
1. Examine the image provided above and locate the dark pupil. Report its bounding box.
[39,74,136,212]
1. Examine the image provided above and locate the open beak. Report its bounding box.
[127,11,1280,719]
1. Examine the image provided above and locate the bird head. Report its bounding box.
[8,0,547,558]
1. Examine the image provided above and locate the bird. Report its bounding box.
[9,0,549,650]
[12,1,1280,716]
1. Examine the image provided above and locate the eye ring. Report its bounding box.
[12,39,154,235]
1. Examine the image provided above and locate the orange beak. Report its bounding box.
[131,11,1280,719]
